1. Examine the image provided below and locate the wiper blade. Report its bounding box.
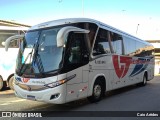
[43,69,59,74]
[19,44,35,76]
[37,69,59,78]
[34,54,44,73]
[33,42,45,74]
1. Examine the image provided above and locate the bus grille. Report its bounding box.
[17,83,48,91]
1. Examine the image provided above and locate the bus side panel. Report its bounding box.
[66,66,89,102]
[87,56,112,96]
[66,82,88,102]
[0,48,17,81]
[147,57,155,81]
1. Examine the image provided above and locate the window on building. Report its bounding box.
[0,30,23,48]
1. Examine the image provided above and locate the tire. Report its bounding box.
[88,80,103,103]
[140,73,147,86]
[0,77,3,91]
[8,76,15,90]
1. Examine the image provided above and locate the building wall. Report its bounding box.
[0,20,30,80]
[155,57,160,75]
[147,40,160,75]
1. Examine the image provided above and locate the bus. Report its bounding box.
[0,26,29,90]
[5,18,154,104]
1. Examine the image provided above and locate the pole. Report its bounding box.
[58,0,62,2]
[136,24,139,34]
[82,0,84,16]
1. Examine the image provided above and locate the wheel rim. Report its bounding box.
[9,76,15,90]
[143,75,147,85]
[94,85,101,99]
[11,78,15,89]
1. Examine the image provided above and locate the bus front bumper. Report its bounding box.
[14,84,67,104]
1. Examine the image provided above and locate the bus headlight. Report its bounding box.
[44,79,66,88]
[44,74,76,88]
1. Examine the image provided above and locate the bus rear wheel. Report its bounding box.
[140,73,147,86]
[88,80,103,103]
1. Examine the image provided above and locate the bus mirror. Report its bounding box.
[57,26,89,47]
[5,35,24,51]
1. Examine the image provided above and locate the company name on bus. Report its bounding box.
[130,59,153,64]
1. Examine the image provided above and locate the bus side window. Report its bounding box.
[111,32,123,55]
[93,28,111,56]
[123,36,136,56]
[63,32,89,71]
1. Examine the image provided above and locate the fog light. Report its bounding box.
[50,93,60,100]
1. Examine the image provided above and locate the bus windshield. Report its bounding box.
[15,22,98,77]
[16,27,64,77]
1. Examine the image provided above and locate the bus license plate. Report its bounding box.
[27,95,36,101]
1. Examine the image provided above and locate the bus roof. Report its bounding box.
[29,18,98,30]
[29,18,152,46]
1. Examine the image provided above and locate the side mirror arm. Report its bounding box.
[57,26,89,47]
[5,35,24,51]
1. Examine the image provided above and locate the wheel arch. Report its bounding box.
[7,73,14,83]
[88,74,107,97]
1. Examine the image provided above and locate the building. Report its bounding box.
[147,40,160,75]
[0,20,30,46]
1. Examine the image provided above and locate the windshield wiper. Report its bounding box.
[43,69,59,74]
[34,69,59,78]
[34,53,44,73]
[33,44,44,74]
[19,43,45,76]
[19,44,35,76]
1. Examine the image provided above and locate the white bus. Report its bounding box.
[0,26,28,90]
[5,18,154,104]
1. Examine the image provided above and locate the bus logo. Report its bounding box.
[23,78,30,83]
[113,55,132,78]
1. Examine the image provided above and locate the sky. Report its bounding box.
[0,0,160,40]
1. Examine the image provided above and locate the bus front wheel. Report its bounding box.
[8,75,15,90]
[88,80,103,103]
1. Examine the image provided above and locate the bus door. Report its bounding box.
[63,32,89,102]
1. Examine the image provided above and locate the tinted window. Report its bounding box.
[123,36,154,57]
[73,22,98,48]
[63,32,89,71]
[93,28,111,56]
[135,42,154,57]
[111,32,123,55]
[123,36,136,56]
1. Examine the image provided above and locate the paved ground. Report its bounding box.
[0,76,160,120]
